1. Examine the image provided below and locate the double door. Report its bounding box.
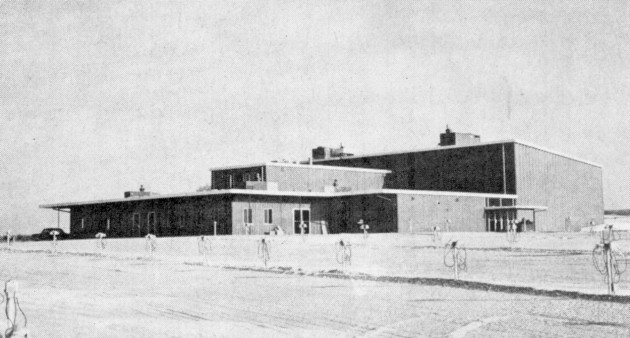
[293,209,310,234]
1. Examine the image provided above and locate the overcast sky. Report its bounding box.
[1,0,628,233]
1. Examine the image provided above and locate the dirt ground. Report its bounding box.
[10,228,630,296]
[1,226,630,336]
[0,252,628,337]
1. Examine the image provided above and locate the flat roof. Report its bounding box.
[208,162,391,174]
[40,189,516,209]
[313,139,602,168]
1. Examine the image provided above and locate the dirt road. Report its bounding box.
[0,252,627,337]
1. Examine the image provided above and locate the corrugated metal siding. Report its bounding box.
[514,143,603,232]
[318,143,516,194]
[396,194,487,233]
[265,166,386,192]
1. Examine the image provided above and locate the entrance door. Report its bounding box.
[294,209,310,234]
[485,210,518,232]
[147,212,156,235]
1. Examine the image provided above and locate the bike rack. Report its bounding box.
[145,234,157,258]
[443,240,467,280]
[432,225,442,243]
[257,238,270,268]
[198,236,212,265]
[5,230,12,247]
[592,225,626,295]
[335,240,352,271]
[506,221,518,244]
[2,280,28,337]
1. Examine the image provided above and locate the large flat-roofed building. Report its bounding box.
[314,129,604,232]
[40,129,603,237]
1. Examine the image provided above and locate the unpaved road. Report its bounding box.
[0,252,628,337]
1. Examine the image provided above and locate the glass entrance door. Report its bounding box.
[293,209,310,234]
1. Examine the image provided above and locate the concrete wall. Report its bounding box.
[231,196,328,235]
[514,143,604,232]
[69,195,233,238]
[230,194,397,235]
[265,165,386,192]
[396,193,488,233]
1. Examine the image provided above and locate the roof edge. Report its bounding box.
[40,188,517,209]
[512,140,602,168]
[313,138,601,168]
[312,139,518,162]
[208,162,391,174]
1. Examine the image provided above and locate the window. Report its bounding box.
[178,214,185,228]
[501,198,515,207]
[244,173,250,182]
[132,213,140,232]
[264,209,273,224]
[488,198,501,207]
[147,212,156,234]
[243,208,253,224]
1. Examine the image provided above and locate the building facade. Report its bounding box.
[40,129,603,237]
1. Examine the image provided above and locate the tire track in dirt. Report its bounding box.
[447,316,509,338]
[220,265,630,304]
[166,266,423,337]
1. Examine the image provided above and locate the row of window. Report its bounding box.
[487,198,515,207]
[225,173,263,188]
[80,212,210,232]
[80,218,111,230]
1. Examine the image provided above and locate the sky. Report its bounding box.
[1,0,628,234]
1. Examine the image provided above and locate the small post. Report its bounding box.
[95,232,107,250]
[145,234,157,258]
[50,230,59,254]
[358,219,369,239]
[6,229,12,247]
[453,248,459,280]
[198,236,211,265]
[213,221,217,236]
[606,243,615,295]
